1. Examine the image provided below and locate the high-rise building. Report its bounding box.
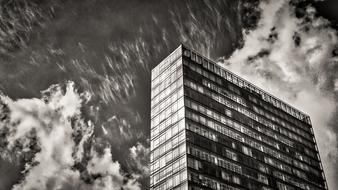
[150,45,328,190]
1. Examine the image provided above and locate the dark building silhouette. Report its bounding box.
[150,45,328,190]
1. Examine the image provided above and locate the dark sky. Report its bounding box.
[314,0,338,29]
[0,0,243,189]
[0,0,337,189]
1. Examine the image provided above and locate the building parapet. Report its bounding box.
[180,44,311,125]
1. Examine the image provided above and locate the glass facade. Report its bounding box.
[150,45,328,190]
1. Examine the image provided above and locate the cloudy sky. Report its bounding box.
[0,0,337,189]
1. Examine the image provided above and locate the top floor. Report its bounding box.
[151,44,311,125]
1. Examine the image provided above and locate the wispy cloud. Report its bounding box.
[170,0,239,58]
[129,142,150,176]
[0,81,140,190]
[0,0,58,56]
[101,115,135,144]
[222,0,338,188]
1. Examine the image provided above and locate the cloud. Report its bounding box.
[222,0,338,188]
[86,147,140,190]
[129,142,150,176]
[0,81,140,190]
[0,0,59,56]
[169,0,241,58]
[101,115,134,144]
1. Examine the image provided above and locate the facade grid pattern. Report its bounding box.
[150,45,328,190]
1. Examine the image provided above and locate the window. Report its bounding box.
[178,108,185,120]
[166,152,172,163]
[180,155,186,168]
[153,160,159,171]
[166,129,172,140]
[154,138,159,148]
[191,101,198,110]
[178,86,184,97]
[242,146,252,157]
[178,131,185,142]
[206,109,212,117]
[180,143,186,155]
[153,126,159,137]
[221,171,229,181]
[209,62,214,71]
[173,173,180,187]
[200,116,206,125]
[215,66,220,75]
[159,133,166,144]
[258,174,269,185]
[192,113,199,122]
[153,173,159,184]
[178,119,185,131]
[180,170,187,181]
[172,124,178,136]
[173,160,180,173]
[159,156,165,168]
[203,59,208,68]
[232,176,241,184]
[196,67,202,74]
[198,105,205,113]
[167,177,173,188]
[160,111,165,122]
[173,147,179,159]
[172,113,178,124]
[196,55,201,64]
[172,136,179,147]
[183,49,190,57]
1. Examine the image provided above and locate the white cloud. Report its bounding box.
[102,115,134,144]
[87,147,140,190]
[129,142,150,176]
[101,125,108,135]
[0,81,140,190]
[223,0,338,188]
